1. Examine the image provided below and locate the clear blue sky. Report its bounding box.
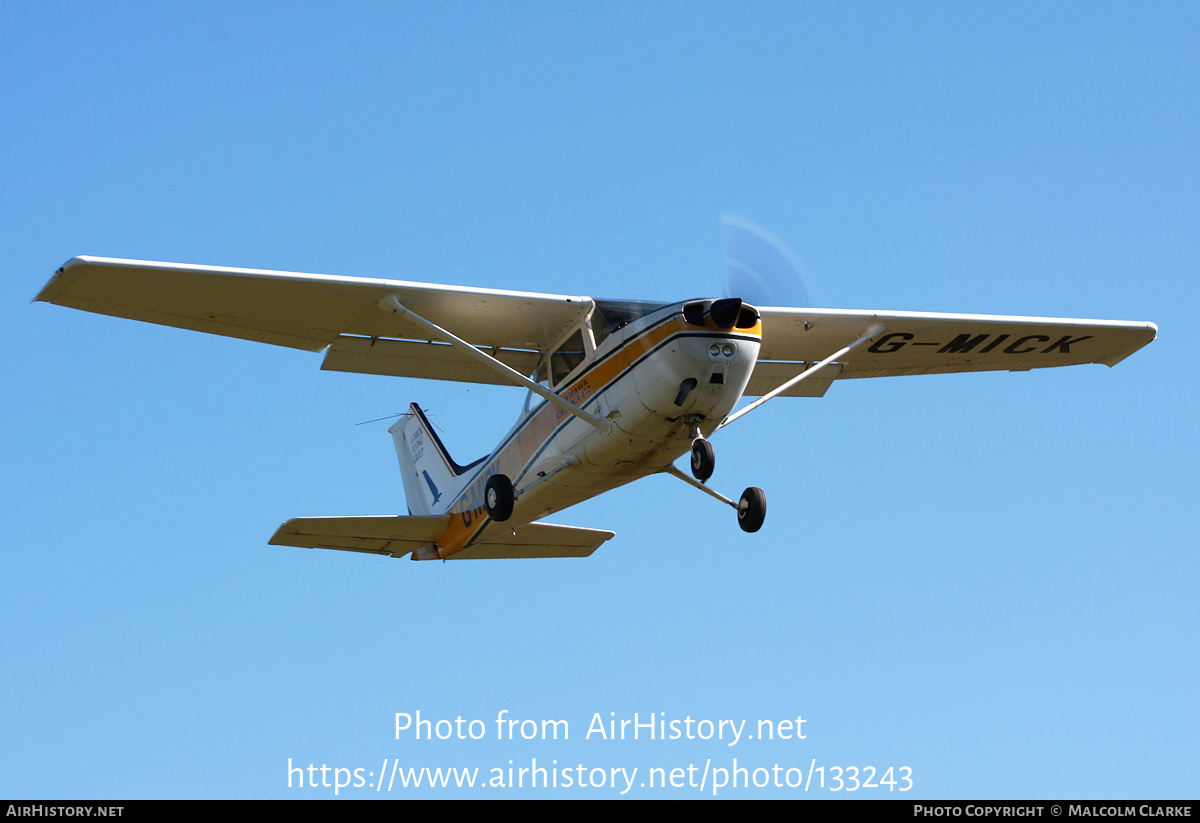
[3,1,1195,799]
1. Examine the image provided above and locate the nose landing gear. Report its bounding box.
[684,415,716,483]
[690,438,715,482]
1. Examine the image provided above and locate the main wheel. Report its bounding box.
[737,487,766,533]
[485,474,515,522]
[690,438,715,482]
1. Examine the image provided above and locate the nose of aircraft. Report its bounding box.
[629,305,761,422]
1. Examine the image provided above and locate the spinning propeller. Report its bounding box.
[721,212,814,309]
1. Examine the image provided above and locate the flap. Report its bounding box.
[321,335,541,383]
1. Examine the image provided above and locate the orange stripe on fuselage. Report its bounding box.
[429,311,762,557]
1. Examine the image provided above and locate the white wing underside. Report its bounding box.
[745,307,1157,397]
[36,256,591,374]
[36,257,1156,393]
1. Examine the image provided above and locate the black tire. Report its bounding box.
[737,487,766,533]
[485,474,515,522]
[690,438,715,482]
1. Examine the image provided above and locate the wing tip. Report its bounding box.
[33,255,93,304]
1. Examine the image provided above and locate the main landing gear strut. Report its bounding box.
[664,464,767,533]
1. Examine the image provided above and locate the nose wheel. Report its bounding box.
[690,438,715,482]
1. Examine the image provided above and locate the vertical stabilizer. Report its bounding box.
[388,403,482,516]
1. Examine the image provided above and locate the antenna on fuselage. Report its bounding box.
[355,412,405,426]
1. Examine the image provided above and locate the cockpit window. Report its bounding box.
[525,356,551,413]
[550,329,585,386]
[592,299,666,340]
[524,326,589,412]
[589,312,611,348]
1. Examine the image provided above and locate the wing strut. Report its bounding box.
[717,323,886,431]
[378,294,612,434]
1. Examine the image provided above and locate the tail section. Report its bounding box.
[389,403,485,515]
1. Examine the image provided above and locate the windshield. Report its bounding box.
[592,299,668,346]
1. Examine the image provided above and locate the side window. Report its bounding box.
[525,326,589,412]
[589,311,610,349]
[525,357,551,412]
[550,329,585,387]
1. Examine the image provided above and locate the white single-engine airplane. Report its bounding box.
[36,256,1156,561]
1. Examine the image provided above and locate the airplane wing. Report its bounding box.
[747,307,1157,397]
[35,256,591,383]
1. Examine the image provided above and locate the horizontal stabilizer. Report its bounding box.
[269,515,450,558]
[451,522,615,560]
